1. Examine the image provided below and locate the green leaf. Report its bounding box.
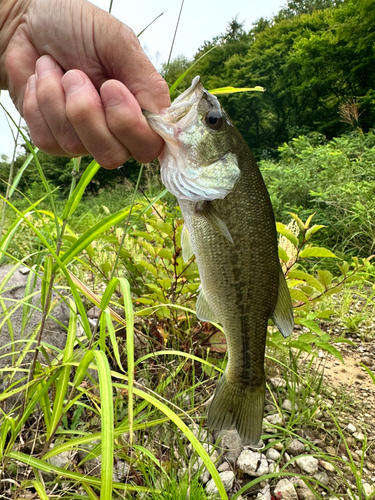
[299,247,337,259]
[209,86,265,94]
[99,278,119,311]
[296,319,324,335]
[288,213,305,231]
[278,246,290,263]
[316,342,343,362]
[316,270,333,289]
[276,222,299,247]
[287,270,325,293]
[138,260,158,278]
[305,225,325,241]
[157,248,173,260]
[94,351,114,500]
[289,289,310,303]
[61,160,101,219]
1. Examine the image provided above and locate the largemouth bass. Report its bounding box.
[146,77,294,446]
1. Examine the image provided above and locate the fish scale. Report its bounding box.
[146,76,294,445]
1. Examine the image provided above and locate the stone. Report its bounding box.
[217,462,230,472]
[296,456,319,475]
[346,423,357,434]
[218,430,243,464]
[282,399,297,412]
[320,460,335,472]
[297,487,317,500]
[274,479,298,500]
[47,451,72,469]
[266,448,281,461]
[287,439,306,456]
[266,413,284,425]
[362,482,374,497]
[205,470,235,494]
[257,484,272,500]
[269,462,280,473]
[353,431,365,441]
[269,377,287,389]
[313,471,329,486]
[237,450,269,477]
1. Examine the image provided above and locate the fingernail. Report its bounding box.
[62,71,86,94]
[101,82,123,107]
[27,75,36,92]
[36,55,59,78]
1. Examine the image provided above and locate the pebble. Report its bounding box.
[274,478,298,500]
[269,377,287,389]
[237,450,269,476]
[313,471,329,486]
[266,413,284,425]
[320,460,335,472]
[217,462,230,472]
[47,451,72,469]
[266,448,281,461]
[282,399,297,412]
[296,456,319,475]
[268,462,280,473]
[353,431,365,441]
[257,484,272,500]
[346,423,357,434]
[218,430,243,465]
[205,470,234,494]
[287,439,306,456]
[362,482,374,496]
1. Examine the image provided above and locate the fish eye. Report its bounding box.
[205,111,223,130]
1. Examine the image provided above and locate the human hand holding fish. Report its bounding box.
[146,76,294,446]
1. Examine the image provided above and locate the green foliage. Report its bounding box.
[260,130,375,255]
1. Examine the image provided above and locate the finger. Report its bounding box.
[35,55,88,156]
[62,70,130,169]
[23,74,67,156]
[100,80,165,163]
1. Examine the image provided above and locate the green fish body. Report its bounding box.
[146,77,294,445]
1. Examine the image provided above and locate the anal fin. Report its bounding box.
[271,265,294,338]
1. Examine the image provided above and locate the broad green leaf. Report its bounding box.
[303,212,316,229]
[287,270,325,293]
[138,260,158,278]
[157,248,173,260]
[288,213,305,231]
[288,340,312,353]
[276,222,299,247]
[296,319,324,335]
[316,342,343,362]
[338,261,350,276]
[209,86,265,94]
[289,289,310,303]
[316,270,333,289]
[299,247,337,259]
[131,230,154,241]
[305,225,325,241]
[278,246,290,263]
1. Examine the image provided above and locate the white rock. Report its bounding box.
[205,470,235,494]
[346,423,357,434]
[320,460,335,472]
[314,471,329,486]
[47,451,71,469]
[362,482,374,496]
[269,377,287,389]
[353,431,365,441]
[218,429,243,464]
[269,462,280,474]
[217,462,230,472]
[287,439,306,456]
[274,478,298,500]
[266,448,281,461]
[266,413,284,425]
[296,456,319,475]
[258,483,272,500]
[282,399,297,412]
[237,450,269,476]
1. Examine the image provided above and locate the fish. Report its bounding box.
[145,76,294,446]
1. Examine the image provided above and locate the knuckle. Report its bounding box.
[96,148,130,169]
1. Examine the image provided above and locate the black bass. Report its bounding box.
[146,77,294,446]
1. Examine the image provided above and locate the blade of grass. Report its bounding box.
[93,350,114,500]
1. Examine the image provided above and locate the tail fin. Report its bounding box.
[207,372,265,446]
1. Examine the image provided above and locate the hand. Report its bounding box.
[0,0,170,168]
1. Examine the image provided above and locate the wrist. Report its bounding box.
[0,0,31,89]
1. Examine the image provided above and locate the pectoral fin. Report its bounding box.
[197,202,234,244]
[271,265,294,338]
[196,286,218,323]
[181,223,194,262]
